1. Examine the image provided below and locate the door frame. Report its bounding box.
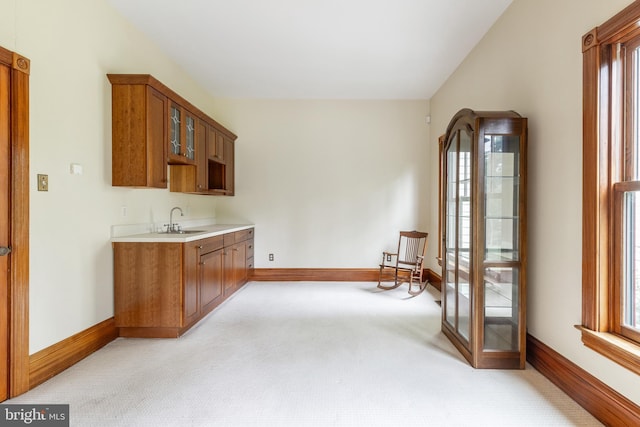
[0,45,30,398]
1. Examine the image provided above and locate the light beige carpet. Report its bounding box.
[7,282,601,426]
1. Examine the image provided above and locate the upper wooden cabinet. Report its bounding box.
[107,74,237,194]
[110,83,168,188]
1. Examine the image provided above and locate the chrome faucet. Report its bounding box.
[167,207,184,232]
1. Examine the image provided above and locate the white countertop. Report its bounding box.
[111,224,254,243]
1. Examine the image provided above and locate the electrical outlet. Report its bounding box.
[269,253,274,262]
[37,174,48,191]
[387,254,392,262]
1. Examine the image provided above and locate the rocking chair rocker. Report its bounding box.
[377,231,429,296]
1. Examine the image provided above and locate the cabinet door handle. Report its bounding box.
[200,261,206,265]
[198,245,203,249]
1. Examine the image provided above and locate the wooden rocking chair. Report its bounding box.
[377,231,429,296]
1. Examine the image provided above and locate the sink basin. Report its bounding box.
[163,230,205,235]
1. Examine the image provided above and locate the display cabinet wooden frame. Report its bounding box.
[440,108,528,369]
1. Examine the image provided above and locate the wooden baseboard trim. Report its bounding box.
[251,268,380,281]
[526,333,640,426]
[251,268,444,286]
[425,268,442,291]
[29,318,118,389]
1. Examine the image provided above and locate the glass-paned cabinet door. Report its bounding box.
[168,102,197,165]
[443,127,473,344]
[484,135,520,261]
[482,133,521,351]
[457,129,472,342]
[185,112,196,161]
[169,103,182,157]
[444,131,458,331]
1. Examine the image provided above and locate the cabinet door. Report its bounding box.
[184,110,197,163]
[480,125,524,355]
[196,119,208,192]
[443,127,473,346]
[224,136,235,195]
[233,241,247,290]
[146,87,169,187]
[200,248,224,313]
[111,84,167,188]
[168,102,197,165]
[208,126,224,162]
[168,101,182,163]
[223,246,235,297]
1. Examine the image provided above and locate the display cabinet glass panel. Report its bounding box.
[444,131,458,331]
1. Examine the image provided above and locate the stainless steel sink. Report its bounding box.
[163,230,205,235]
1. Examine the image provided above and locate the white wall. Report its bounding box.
[0,0,225,353]
[428,0,639,404]
[211,99,430,268]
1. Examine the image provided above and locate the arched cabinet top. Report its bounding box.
[443,108,523,151]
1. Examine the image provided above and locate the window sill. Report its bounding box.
[576,326,640,375]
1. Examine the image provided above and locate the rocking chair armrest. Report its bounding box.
[381,251,397,260]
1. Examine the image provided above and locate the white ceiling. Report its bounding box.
[107,0,512,99]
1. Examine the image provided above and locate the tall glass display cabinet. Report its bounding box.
[441,108,527,369]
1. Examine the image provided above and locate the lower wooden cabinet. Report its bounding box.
[114,228,254,338]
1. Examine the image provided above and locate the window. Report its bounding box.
[581,0,640,374]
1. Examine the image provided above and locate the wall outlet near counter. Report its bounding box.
[268,253,274,262]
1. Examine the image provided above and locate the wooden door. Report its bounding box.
[0,53,10,402]
[0,46,29,400]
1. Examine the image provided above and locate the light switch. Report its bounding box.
[37,174,48,191]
